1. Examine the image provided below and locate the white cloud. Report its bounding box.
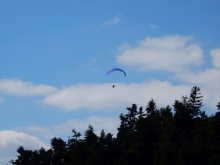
[53,116,120,136]
[174,48,220,110]
[177,68,220,89]
[14,116,120,142]
[9,116,119,163]
[60,44,220,113]
[176,69,220,110]
[0,130,49,165]
[0,79,58,96]
[116,35,203,72]
[0,78,192,112]
[210,48,220,69]
[41,81,191,111]
[0,38,219,113]
[103,17,120,25]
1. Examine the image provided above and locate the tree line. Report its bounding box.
[9,86,220,165]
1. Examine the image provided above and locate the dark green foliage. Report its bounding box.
[9,87,220,165]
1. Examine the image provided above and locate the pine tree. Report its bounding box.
[51,137,69,164]
[84,125,98,147]
[68,128,82,147]
[10,146,32,165]
[146,99,158,116]
[187,86,203,118]
[125,104,138,131]
[99,129,106,145]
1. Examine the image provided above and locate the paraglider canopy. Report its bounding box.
[106,68,126,76]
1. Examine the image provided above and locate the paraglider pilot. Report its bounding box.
[106,68,126,89]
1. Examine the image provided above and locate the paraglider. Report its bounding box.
[107,68,126,88]
[106,68,126,76]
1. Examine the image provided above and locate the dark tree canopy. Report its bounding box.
[9,86,220,165]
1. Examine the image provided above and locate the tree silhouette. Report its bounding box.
[187,86,204,118]
[9,86,220,165]
[68,129,82,147]
[51,137,70,164]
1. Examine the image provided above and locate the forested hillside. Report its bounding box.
[9,86,220,165]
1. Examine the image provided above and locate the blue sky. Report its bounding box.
[1,0,220,164]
